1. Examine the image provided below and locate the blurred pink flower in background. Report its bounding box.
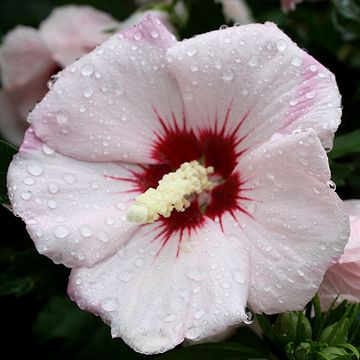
[0,5,171,145]
[7,14,350,353]
[318,200,360,308]
[281,0,304,12]
[215,0,253,24]
[0,5,117,145]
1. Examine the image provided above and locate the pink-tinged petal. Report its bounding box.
[318,263,360,309]
[7,128,140,267]
[39,5,119,67]
[166,23,341,153]
[120,10,176,35]
[30,15,184,163]
[339,200,360,263]
[68,220,249,354]
[318,200,360,308]
[0,26,54,88]
[224,131,349,313]
[281,0,304,12]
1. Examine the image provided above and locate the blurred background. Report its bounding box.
[1,0,360,359]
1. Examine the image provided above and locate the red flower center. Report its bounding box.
[114,108,254,253]
[135,110,252,242]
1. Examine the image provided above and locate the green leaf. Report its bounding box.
[330,160,355,187]
[156,342,268,360]
[316,346,349,360]
[0,248,67,297]
[329,129,360,160]
[33,295,146,360]
[331,0,360,41]
[0,140,17,204]
[33,296,93,343]
[338,343,360,359]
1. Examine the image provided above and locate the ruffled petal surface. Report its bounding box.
[167,23,341,152]
[7,129,140,267]
[224,131,349,313]
[30,15,184,163]
[39,5,119,67]
[318,200,360,308]
[69,220,249,354]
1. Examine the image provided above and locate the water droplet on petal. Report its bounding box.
[105,217,115,226]
[23,177,35,185]
[305,91,316,99]
[83,88,94,98]
[42,143,54,155]
[97,230,109,242]
[48,182,59,194]
[100,298,118,312]
[47,75,58,89]
[63,174,76,184]
[134,257,145,268]
[190,64,198,72]
[276,39,287,51]
[186,268,208,282]
[248,56,258,68]
[75,277,82,285]
[150,30,159,39]
[291,56,303,67]
[186,46,197,57]
[56,109,70,125]
[222,68,234,82]
[244,310,254,324]
[194,309,205,320]
[134,32,142,41]
[80,225,92,238]
[232,270,245,284]
[327,180,336,191]
[27,162,44,177]
[117,270,134,282]
[47,200,58,209]
[21,191,32,200]
[222,282,231,289]
[81,64,94,76]
[53,225,70,239]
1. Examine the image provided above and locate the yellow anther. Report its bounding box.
[127,160,214,224]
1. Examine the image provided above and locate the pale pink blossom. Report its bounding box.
[7,17,349,354]
[281,0,304,12]
[0,5,171,145]
[215,0,253,24]
[318,200,360,309]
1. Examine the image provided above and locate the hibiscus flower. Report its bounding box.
[7,16,349,354]
[318,200,360,308]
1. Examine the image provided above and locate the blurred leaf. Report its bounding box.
[316,346,349,359]
[274,312,312,345]
[228,326,268,351]
[180,0,225,38]
[33,296,93,343]
[34,295,147,360]
[0,140,17,204]
[330,160,355,187]
[332,0,360,41]
[329,129,360,160]
[156,342,268,360]
[0,248,66,297]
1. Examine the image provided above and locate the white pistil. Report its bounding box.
[127,160,214,224]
